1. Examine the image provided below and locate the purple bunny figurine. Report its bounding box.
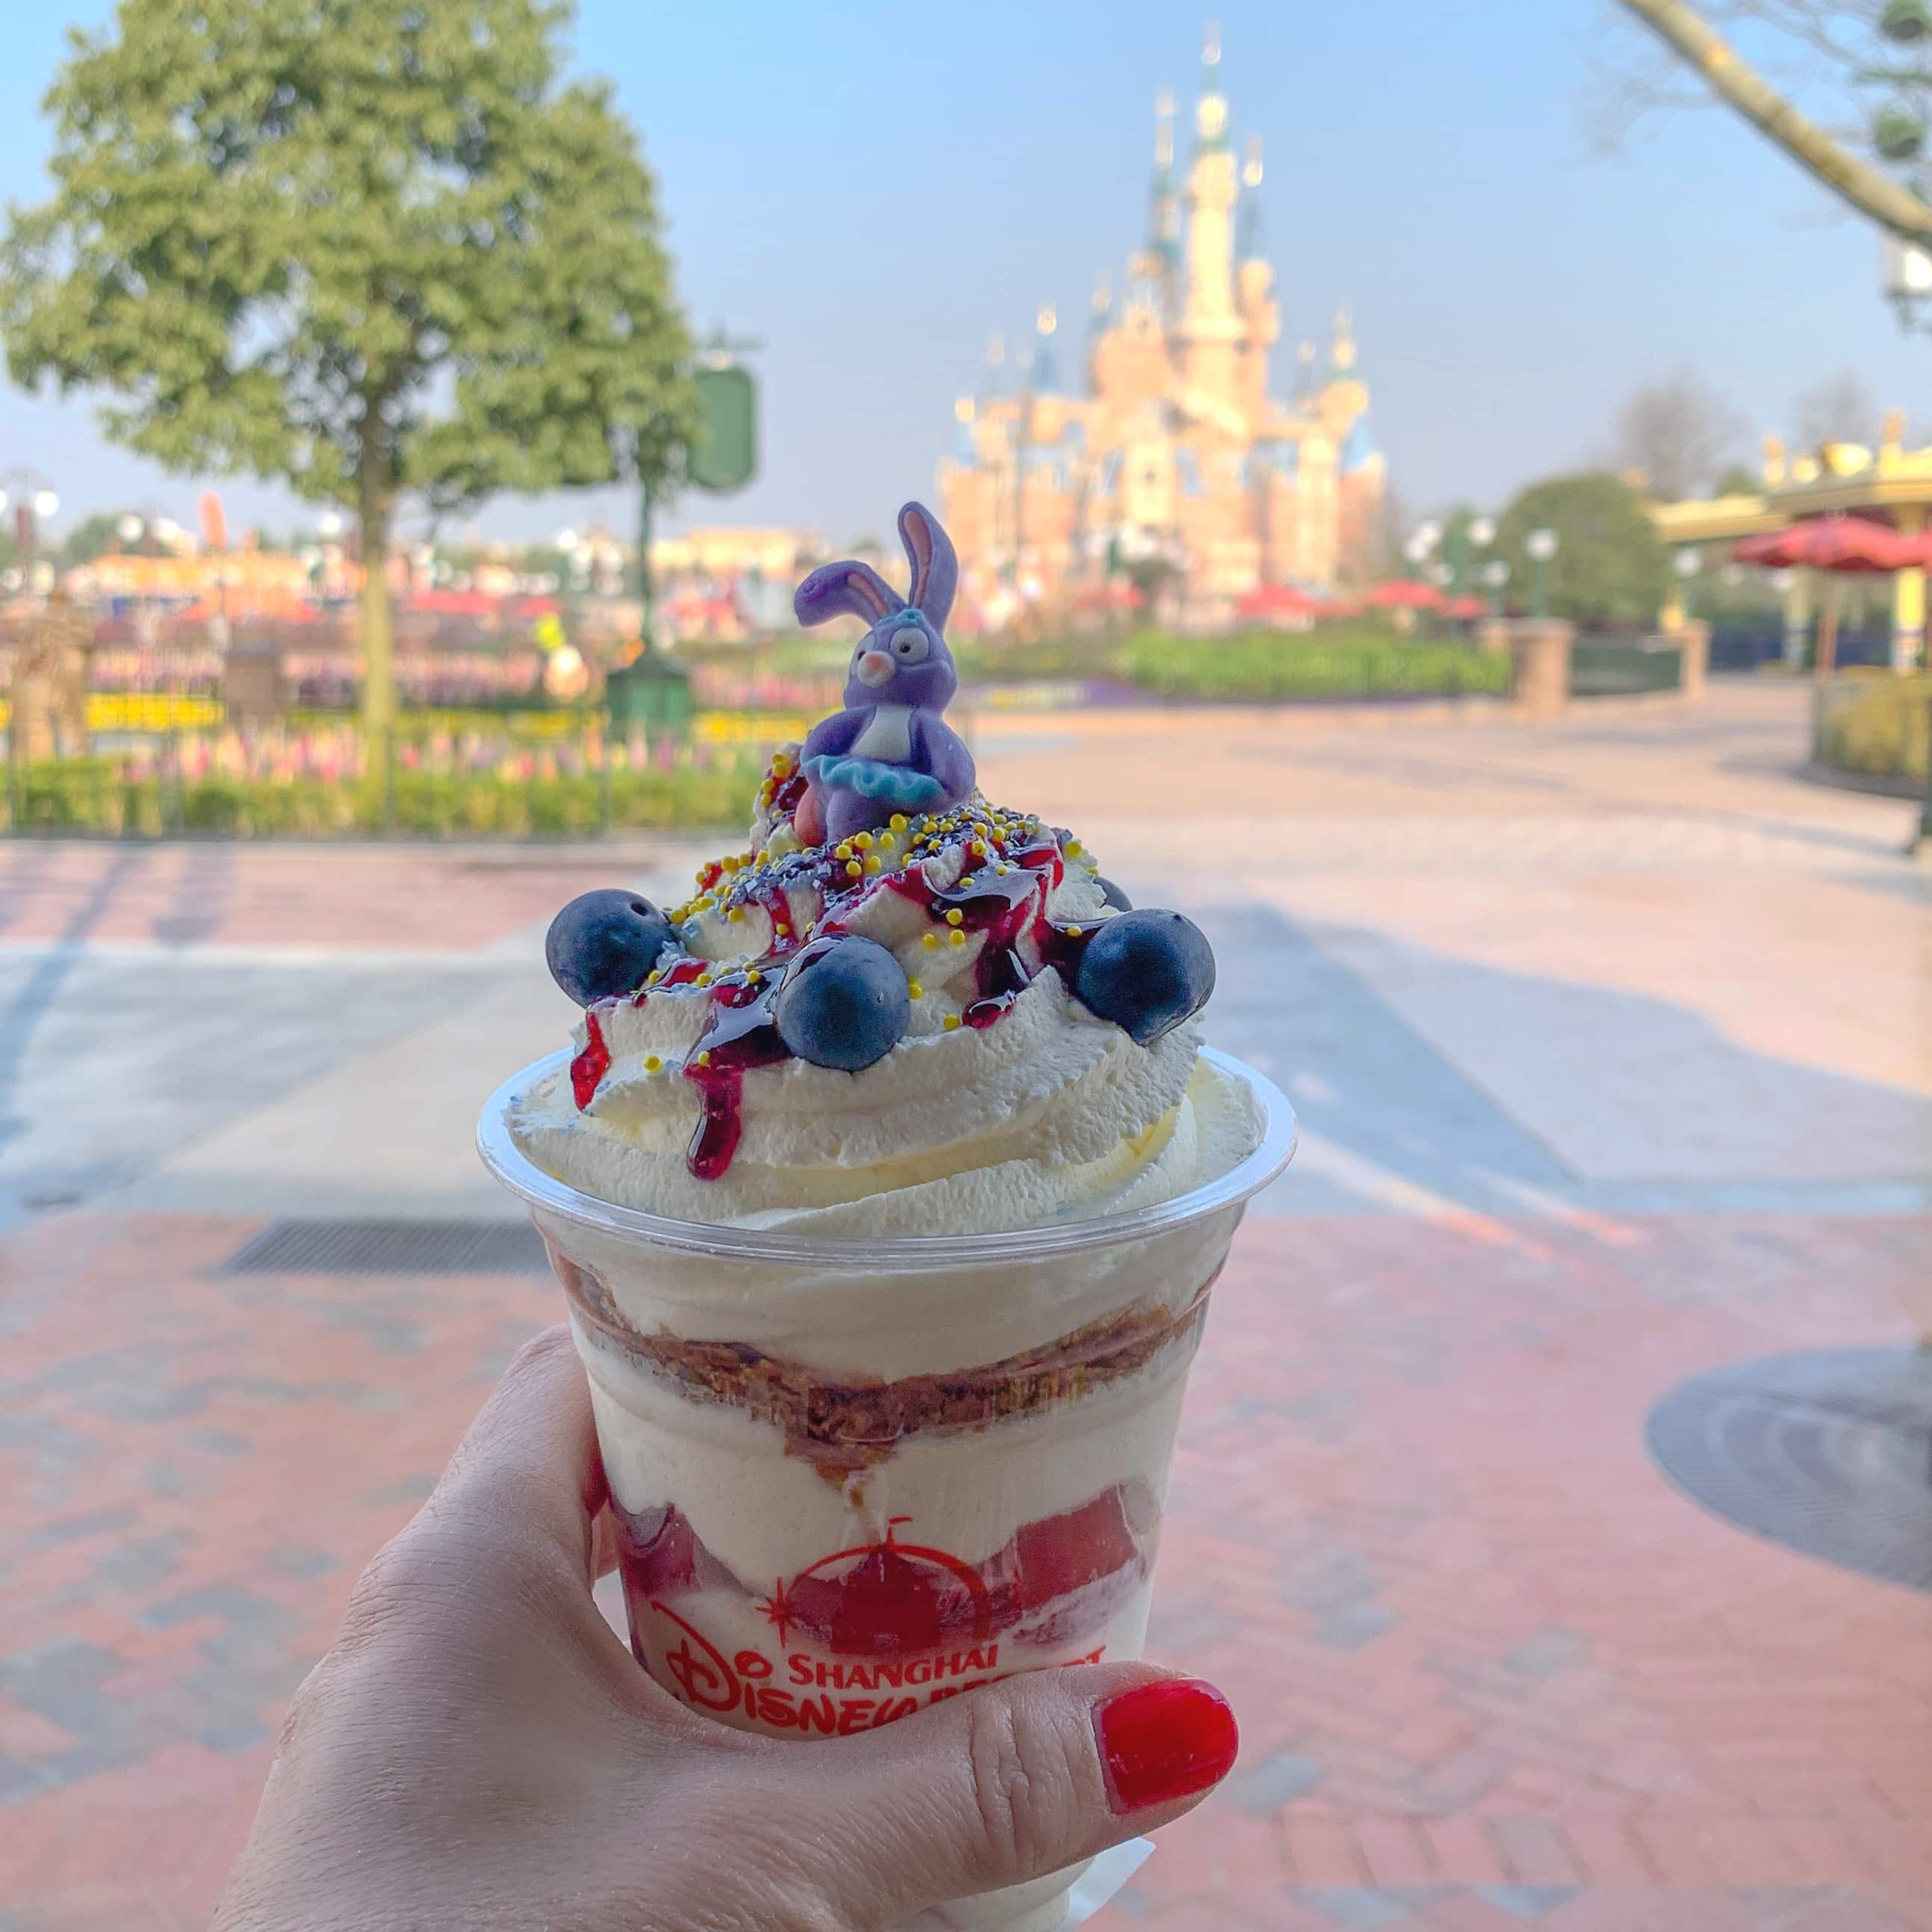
[793,501,976,844]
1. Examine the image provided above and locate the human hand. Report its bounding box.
[212,1328,1238,1931]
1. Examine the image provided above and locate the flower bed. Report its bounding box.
[3,731,761,837]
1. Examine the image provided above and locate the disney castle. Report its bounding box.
[940,31,1386,619]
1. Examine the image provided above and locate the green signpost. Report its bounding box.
[639,329,761,649]
[688,363,758,493]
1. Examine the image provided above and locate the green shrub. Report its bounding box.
[1816,673,1931,784]
[1115,629,1510,702]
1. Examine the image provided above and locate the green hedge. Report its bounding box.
[1115,630,1511,702]
[2,757,758,838]
[1815,673,1931,785]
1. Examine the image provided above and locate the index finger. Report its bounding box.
[421,1324,608,1585]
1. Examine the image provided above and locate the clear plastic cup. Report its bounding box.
[478,1046,1294,1932]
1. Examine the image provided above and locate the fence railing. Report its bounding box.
[1568,637,1685,699]
[1707,626,1895,673]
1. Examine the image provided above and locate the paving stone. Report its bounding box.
[1224,1752,1328,1815]
[1,694,1928,1930]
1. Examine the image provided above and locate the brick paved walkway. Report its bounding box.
[1,685,1928,1929]
[1,1208,1928,1929]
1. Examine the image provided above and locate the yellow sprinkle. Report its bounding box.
[746,968,763,985]
[889,813,908,831]
[960,876,976,889]
[971,839,988,857]
[945,908,963,926]
[906,979,923,999]
[1066,840,1083,857]
[1067,924,1083,937]
[864,855,882,874]
[922,932,940,950]
[948,929,967,948]
[771,753,792,776]
[835,842,853,861]
[722,854,740,873]
[694,970,711,985]
[845,859,862,878]
[852,831,873,851]
[943,1014,962,1031]
[726,907,743,923]
[695,1049,712,1067]
[643,1054,662,1073]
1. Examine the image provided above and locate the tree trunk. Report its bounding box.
[1816,580,1840,681]
[358,423,396,738]
[1617,0,1932,249]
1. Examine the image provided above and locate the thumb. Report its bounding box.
[778,1664,1237,1927]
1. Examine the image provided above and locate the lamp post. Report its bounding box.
[1673,545,1702,625]
[1526,527,1559,619]
[1481,557,1510,616]
[1453,515,1495,600]
[0,473,61,576]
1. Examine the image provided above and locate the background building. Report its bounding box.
[941,31,1386,625]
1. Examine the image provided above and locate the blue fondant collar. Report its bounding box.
[805,754,944,807]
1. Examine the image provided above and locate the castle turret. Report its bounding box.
[1032,303,1060,394]
[1235,135,1277,430]
[1135,89,1180,321]
[1180,24,1244,418]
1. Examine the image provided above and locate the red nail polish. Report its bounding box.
[1095,1678,1238,1812]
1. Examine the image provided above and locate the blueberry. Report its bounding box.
[773,935,909,1071]
[1095,876,1133,911]
[1074,908,1216,1045]
[545,889,675,1006]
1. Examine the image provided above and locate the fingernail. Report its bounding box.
[1095,1678,1238,1813]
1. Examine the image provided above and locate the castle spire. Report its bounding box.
[1089,273,1114,335]
[982,330,1007,401]
[1235,134,1265,262]
[1180,22,1239,344]
[1331,301,1357,374]
[1146,88,1180,295]
[1032,303,1059,393]
[1195,20,1230,152]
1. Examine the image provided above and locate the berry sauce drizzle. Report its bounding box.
[682,972,788,1181]
[570,1006,613,1109]
[569,760,1105,1181]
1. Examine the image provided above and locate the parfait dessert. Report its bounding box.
[480,501,1292,1929]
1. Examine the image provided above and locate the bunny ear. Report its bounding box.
[794,559,897,628]
[897,501,958,630]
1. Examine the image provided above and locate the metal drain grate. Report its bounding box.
[1647,1348,1932,1595]
[221,1218,548,1277]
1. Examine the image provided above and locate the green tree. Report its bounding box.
[1494,473,1670,628]
[0,0,693,731]
[60,511,140,568]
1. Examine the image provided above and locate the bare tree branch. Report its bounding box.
[1614,0,1932,244]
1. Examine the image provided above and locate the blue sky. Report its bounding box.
[0,1,1924,548]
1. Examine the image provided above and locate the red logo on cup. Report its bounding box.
[758,1516,994,1656]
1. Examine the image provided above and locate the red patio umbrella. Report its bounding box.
[1731,513,1915,572]
[1235,582,1324,622]
[1731,514,1915,675]
[1367,580,1446,610]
